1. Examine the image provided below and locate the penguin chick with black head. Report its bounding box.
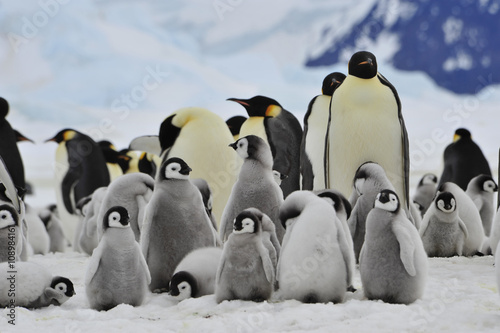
[0,204,23,262]
[412,173,438,218]
[465,174,498,236]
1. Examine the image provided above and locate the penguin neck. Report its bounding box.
[104,228,136,250]
[240,159,273,181]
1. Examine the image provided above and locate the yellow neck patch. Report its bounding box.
[63,130,76,141]
[265,105,281,117]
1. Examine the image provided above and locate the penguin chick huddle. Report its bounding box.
[1,50,500,314]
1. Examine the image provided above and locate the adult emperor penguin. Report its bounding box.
[85,206,150,311]
[419,192,468,257]
[0,204,23,262]
[301,72,346,191]
[45,129,110,245]
[169,247,223,301]
[328,51,410,211]
[220,135,284,243]
[227,95,303,198]
[226,115,247,141]
[0,261,75,308]
[277,191,353,303]
[412,173,438,217]
[438,182,485,256]
[215,209,275,303]
[98,140,126,181]
[465,174,498,236]
[438,128,491,190]
[141,158,219,292]
[359,190,427,304]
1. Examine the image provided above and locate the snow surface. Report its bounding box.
[0,1,500,332]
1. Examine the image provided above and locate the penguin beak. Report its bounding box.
[378,192,390,204]
[180,166,192,176]
[358,58,373,66]
[45,137,57,143]
[227,98,250,107]
[229,142,238,150]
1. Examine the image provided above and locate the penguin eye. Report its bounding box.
[181,286,186,290]
[1,213,7,219]
[55,283,67,293]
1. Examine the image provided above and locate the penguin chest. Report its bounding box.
[239,117,269,144]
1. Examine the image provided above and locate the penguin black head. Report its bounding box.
[169,271,198,300]
[227,95,283,118]
[233,209,261,234]
[103,206,130,229]
[374,189,400,213]
[75,195,93,216]
[161,157,192,180]
[419,173,438,187]
[474,174,498,193]
[13,130,34,143]
[138,152,157,178]
[45,128,78,143]
[159,114,182,154]
[0,204,19,230]
[229,135,263,160]
[435,192,456,213]
[317,190,352,220]
[453,128,471,142]
[0,97,9,119]
[322,72,346,96]
[226,116,247,137]
[50,276,76,303]
[352,161,379,195]
[348,51,378,79]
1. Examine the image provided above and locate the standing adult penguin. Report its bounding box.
[328,51,410,210]
[438,128,491,190]
[227,95,302,198]
[301,72,346,191]
[220,135,284,243]
[141,158,219,292]
[412,173,438,218]
[465,174,498,236]
[45,129,110,245]
[360,190,428,304]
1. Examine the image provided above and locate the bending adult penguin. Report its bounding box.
[45,129,110,245]
[301,72,346,191]
[412,173,438,218]
[438,128,491,190]
[85,206,150,311]
[465,174,498,236]
[215,209,275,303]
[226,115,247,141]
[277,191,353,303]
[220,135,284,243]
[328,51,410,211]
[359,190,428,304]
[141,158,219,292]
[228,95,302,198]
[420,192,468,257]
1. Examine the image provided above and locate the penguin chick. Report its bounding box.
[39,204,67,253]
[465,174,498,236]
[412,173,438,217]
[0,204,23,262]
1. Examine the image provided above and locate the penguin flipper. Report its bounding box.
[61,165,82,214]
[392,219,417,277]
[418,216,430,238]
[258,244,275,284]
[129,135,162,156]
[337,220,354,288]
[85,244,104,286]
[140,206,153,260]
[458,217,469,240]
[135,241,151,284]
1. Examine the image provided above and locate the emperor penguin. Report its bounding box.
[38,204,66,253]
[359,190,428,304]
[419,192,468,257]
[77,187,107,256]
[0,261,75,308]
[348,162,396,262]
[24,204,50,255]
[328,51,410,211]
[96,173,154,242]
[85,206,151,311]
[98,140,126,181]
[220,135,284,243]
[169,247,223,301]
[45,129,110,246]
[226,115,247,141]
[438,182,485,256]
[465,174,498,236]
[438,128,492,190]
[118,149,140,174]
[277,191,353,303]
[0,204,23,262]
[141,157,219,292]
[301,72,346,191]
[137,152,159,179]
[227,95,303,198]
[215,209,275,303]
[412,173,438,217]
[191,178,218,231]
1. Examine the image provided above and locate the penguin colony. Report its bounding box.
[1,50,500,314]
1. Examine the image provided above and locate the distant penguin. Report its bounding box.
[328,51,410,211]
[137,152,159,179]
[413,173,438,218]
[226,115,247,141]
[141,158,219,292]
[220,135,284,243]
[277,191,353,303]
[228,95,303,198]
[360,190,427,304]
[215,209,275,303]
[77,187,107,256]
[0,204,23,262]
[96,173,154,242]
[301,72,345,191]
[85,206,150,311]
[191,178,218,231]
[98,140,126,181]
[0,261,75,308]
[169,247,223,301]
[24,204,50,255]
[465,174,498,236]
[348,162,396,262]
[45,129,110,245]
[118,149,140,174]
[438,128,491,190]
[38,204,66,253]
[438,182,485,256]
[420,192,468,257]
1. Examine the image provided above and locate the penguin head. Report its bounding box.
[453,128,471,142]
[233,209,261,234]
[161,157,192,180]
[159,114,182,154]
[0,97,9,119]
[227,95,283,118]
[352,161,382,195]
[272,170,287,185]
[348,51,378,79]
[49,276,76,305]
[103,206,130,230]
[169,271,197,301]
[0,205,19,230]
[229,135,271,165]
[226,116,247,137]
[45,129,78,143]
[322,72,346,96]
[479,175,498,193]
[374,189,400,212]
[435,192,456,213]
[419,173,438,186]
[317,190,352,220]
